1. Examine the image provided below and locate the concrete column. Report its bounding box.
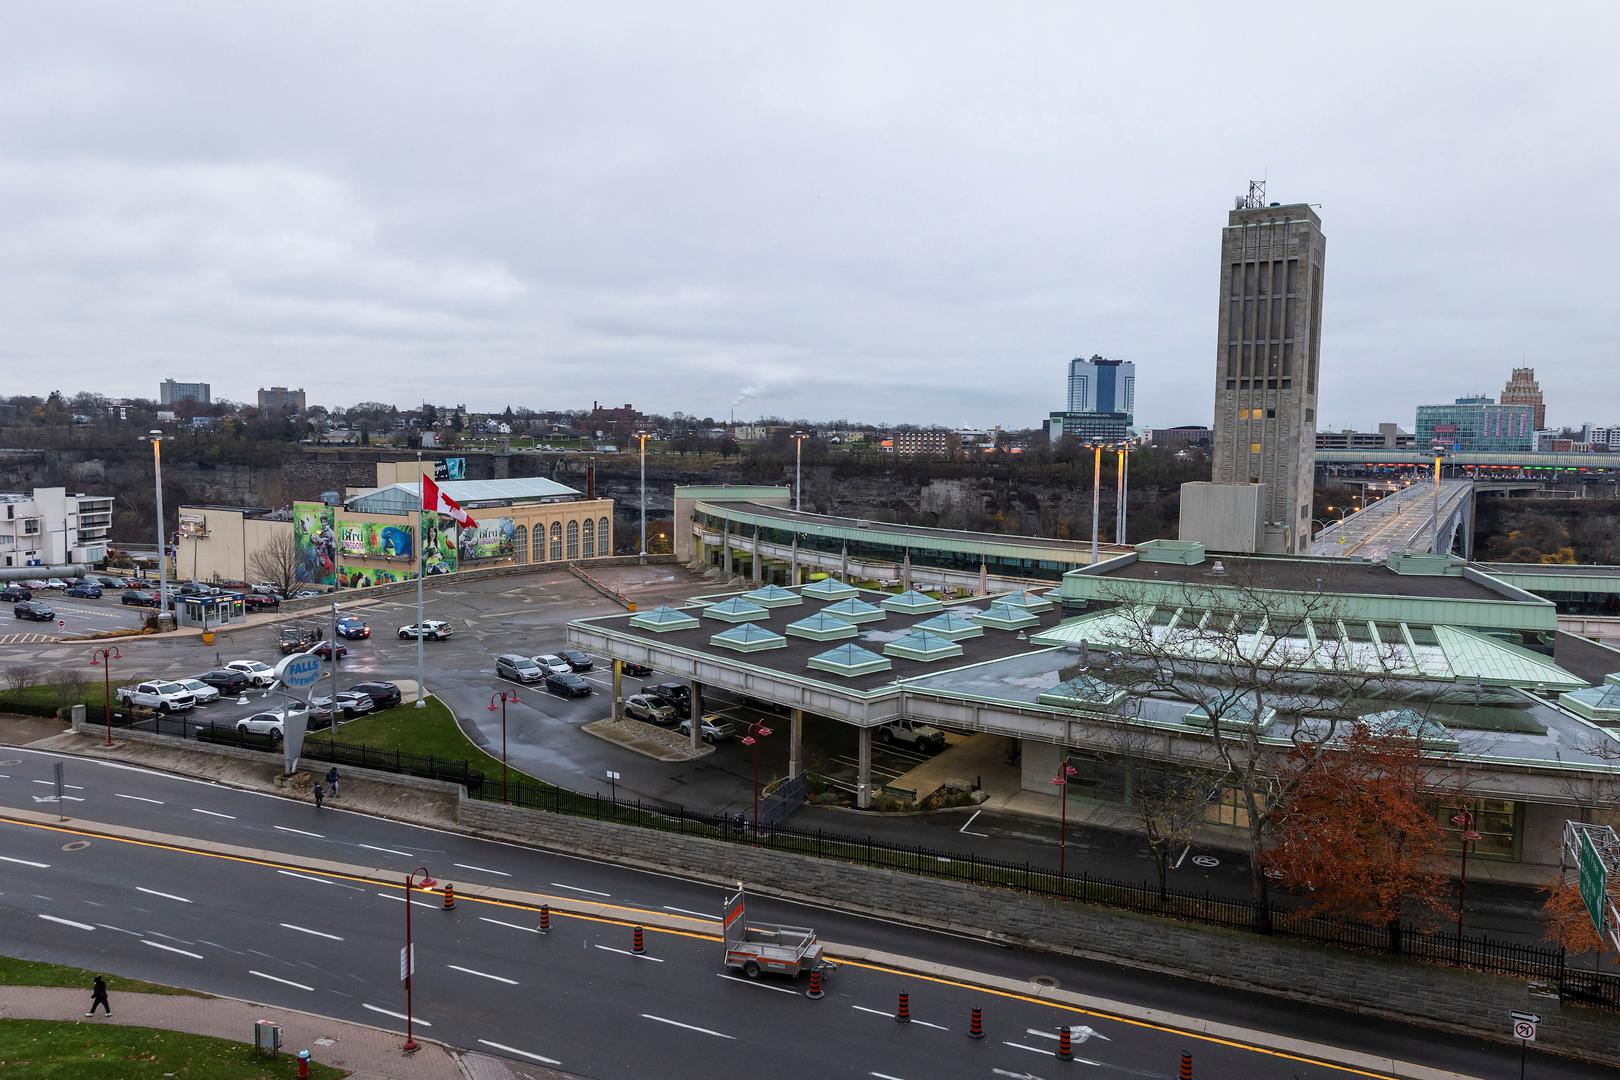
[979,561,988,596]
[788,707,804,777]
[901,551,911,591]
[612,659,623,721]
[789,536,799,586]
[689,680,704,751]
[856,726,873,809]
[722,522,733,577]
[840,544,849,582]
[751,527,762,585]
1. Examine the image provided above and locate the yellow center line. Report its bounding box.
[0,814,1405,1078]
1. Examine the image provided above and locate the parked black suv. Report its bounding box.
[647,681,691,712]
[195,668,251,695]
[545,672,593,698]
[13,600,55,622]
[64,583,103,599]
[121,590,159,607]
[0,585,31,602]
[559,648,594,672]
[347,681,403,709]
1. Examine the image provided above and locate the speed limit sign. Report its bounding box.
[1512,1018,1537,1042]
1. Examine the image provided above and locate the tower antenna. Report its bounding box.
[1244,179,1267,209]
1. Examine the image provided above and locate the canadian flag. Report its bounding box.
[422,474,476,529]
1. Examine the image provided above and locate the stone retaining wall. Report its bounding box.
[457,798,1617,1065]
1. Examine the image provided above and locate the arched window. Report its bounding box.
[549,521,563,561]
[566,520,580,559]
[511,525,528,564]
[533,524,545,562]
[600,516,611,555]
[582,518,595,558]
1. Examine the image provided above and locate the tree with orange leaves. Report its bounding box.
[1262,725,1450,925]
[1540,875,1607,954]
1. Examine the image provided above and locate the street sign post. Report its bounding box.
[1579,831,1608,936]
[607,770,621,800]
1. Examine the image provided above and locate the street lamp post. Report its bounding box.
[144,431,169,628]
[1114,442,1132,545]
[635,432,651,560]
[1089,443,1102,565]
[1450,807,1483,937]
[401,865,436,1053]
[487,689,520,803]
[88,646,123,747]
[792,431,809,511]
[1051,756,1078,893]
[1431,446,1447,554]
[740,718,774,841]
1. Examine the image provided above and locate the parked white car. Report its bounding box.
[235,711,287,740]
[533,653,573,677]
[175,678,221,705]
[225,659,277,687]
[114,681,197,713]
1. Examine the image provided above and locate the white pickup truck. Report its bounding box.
[115,680,198,714]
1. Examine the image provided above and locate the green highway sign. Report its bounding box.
[1579,831,1608,936]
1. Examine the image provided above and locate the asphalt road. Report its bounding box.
[2,586,149,643]
[0,747,1607,1079]
[1310,480,1473,558]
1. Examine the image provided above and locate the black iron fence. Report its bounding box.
[119,713,1620,1012]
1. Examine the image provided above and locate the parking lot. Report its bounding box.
[4,582,153,643]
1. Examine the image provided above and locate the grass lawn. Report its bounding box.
[322,697,550,787]
[0,956,204,998]
[0,1020,346,1079]
[0,680,139,720]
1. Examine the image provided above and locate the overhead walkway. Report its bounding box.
[1310,479,1473,559]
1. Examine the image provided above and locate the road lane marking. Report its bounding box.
[1028,1025,1110,1043]
[376,892,437,909]
[136,886,192,903]
[363,1003,430,1026]
[0,855,50,869]
[358,843,413,857]
[38,914,95,931]
[453,862,510,877]
[32,780,84,789]
[95,923,143,937]
[116,793,165,805]
[147,932,196,945]
[448,963,518,985]
[278,870,334,885]
[251,970,314,991]
[1004,1041,1055,1056]
[274,825,324,838]
[479,916,540,934]
[640,1014,734,1039]
[716,973,800,994]
[143,940,204,959]
[280,922,343,941]
[550,882,610,896]
[477,1039,560,1065]
[958,809,988,837]
[192,808,236,819]
[663,905,716,920]
[595,944,664,962]
[852,1005,894,1018]
[871,1074,909,1080]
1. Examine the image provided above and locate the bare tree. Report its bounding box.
[4,663,42,693]
[1091,563,1413,926]
[248,530,303,596]
[46,667,89,717]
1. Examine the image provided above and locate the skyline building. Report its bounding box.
[159,378,211,406]
[1066,355,1135,421]
[1499,367,1546,430]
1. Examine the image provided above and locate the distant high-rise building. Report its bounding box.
[1066,355,1136,422]
[257,386,307,413]
[1499,367,1546,429]
[1204,195,1327,555]
[1415,396,1535,452]
[159,379,211,406]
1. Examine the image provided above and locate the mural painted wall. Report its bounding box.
[338,565,413,588]
[424,514,458,576]
[337,520,414,560]
[292,502,337,586]
[458,516,514,561]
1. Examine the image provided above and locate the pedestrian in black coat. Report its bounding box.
[313,781,325,810]
[325,767,341,799]
[86,975,110,1016]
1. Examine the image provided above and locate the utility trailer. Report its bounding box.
[721,884,834,981]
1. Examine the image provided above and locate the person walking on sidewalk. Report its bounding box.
[86,975,110,1016]
[325,766,341,799]
[313,781,325,810]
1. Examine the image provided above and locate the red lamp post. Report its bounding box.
[401,865,436,1053]
[1050,756,1078,893]
[487,689,520,804]
[1450,807,1483,937]
[740,718,774,841]
[88,646,124,747]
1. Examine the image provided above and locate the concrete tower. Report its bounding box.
[1204,187,1326,554]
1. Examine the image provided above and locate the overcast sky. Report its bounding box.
[4,3,1616,430]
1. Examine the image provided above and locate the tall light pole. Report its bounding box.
[1051,756,1078,893]
[488,688,520,803]
[1114,443,1132,545]
[741,718,774,841]
[401,865,436,1053]
[1089,443,1102,565]
[89,645,123,747]
[415,448,426,708]
[1430,445,1447,554]
[635,431,651,560]
[144,431,169,627]
[1450,807,1482,937]
[792,431,809,511]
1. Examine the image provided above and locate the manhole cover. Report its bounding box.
[1191,854,1220,868]
[1030,975,1060,989]
[62,841,91,851]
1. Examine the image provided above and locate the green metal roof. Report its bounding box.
[973,602,1040,630]
[912,612,985,641]
[743,583,803,608]
[703,597,769,623]
[783,612,860,642]
[801,577,858,600]
[823,597,886,624]
[807,644,892,677]
[1430,626,1586,690]
[997,590,1055,612]
[1560,674,1620,723]
[881,589,944,614]
[709,622,787,653]
[1038,675,1126,711]
[883,631,965,662]
[627,605,700,632]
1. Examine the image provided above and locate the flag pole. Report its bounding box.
[416,450,426,708]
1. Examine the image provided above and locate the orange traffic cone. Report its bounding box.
[1180,1051,1193,1079]
[896,990,911,1023]
[442,883,455,910]
[632,925,645,954]
[967,1006,984,1039]
[806,968,824,999]
[1057,1026,1073,1061]
[538,904,551,933]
